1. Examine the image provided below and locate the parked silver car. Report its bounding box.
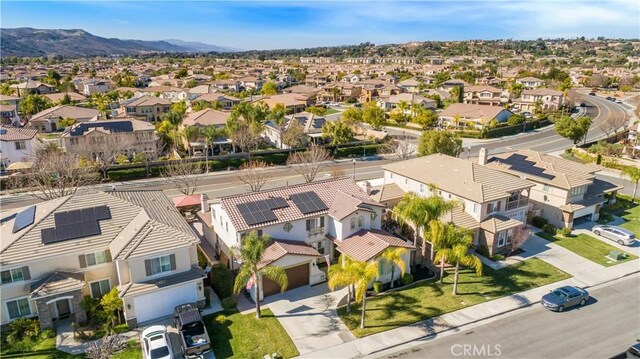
[593,225,636,245]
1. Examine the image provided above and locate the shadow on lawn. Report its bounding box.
[205,311,234,359]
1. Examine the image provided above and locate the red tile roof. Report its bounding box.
[337,229,415,262]
[0,125,37,141]
[259,239,321,268]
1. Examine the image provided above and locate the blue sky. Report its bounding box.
[2,1,639,50]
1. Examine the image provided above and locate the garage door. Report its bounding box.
[263,263,309,297]
[132,282,198,324]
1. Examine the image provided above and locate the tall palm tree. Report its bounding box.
[182,126,201,156]
[350,260,379,329]
[622,166,640,203]
[430,220,449,284]
[200,125,226,172]
[435,228,482,295]
[268,103,287,149]
[233,231,289,318]
[380,247,408,289]
[328,257,356,313]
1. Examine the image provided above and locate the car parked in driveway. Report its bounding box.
[141,325,173,359]
[541,286,589,312]
[593,225,636,245]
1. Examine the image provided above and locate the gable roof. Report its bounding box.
[183,108,230,127]
[259,239,321,268]
[0,125,38,141]
[337,229,415,262]
[125,96,172,107]
[439,103,511,120]
[30,105,99,122]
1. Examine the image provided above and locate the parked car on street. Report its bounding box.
[173,303,211,359]
[522,111,532,118]
[141,325,173,359]
[626,341,640,358]
[593,225,636,245]
[541,286,589,312]
[589,92,596,96]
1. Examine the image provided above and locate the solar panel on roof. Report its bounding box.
[12,206,36,233]
[94,206,111,220]
[82,207,96,222]
[41,228,57,244]
[290,191,328,214]
[54,212,69,227]
[236,200,279,227]
[68,209,83,224]
[41,205,111,245]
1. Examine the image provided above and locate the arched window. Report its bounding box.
[350,218,356,230]
[358,216,364,228]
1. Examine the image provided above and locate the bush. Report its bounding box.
[492,254,505,261]
[542,224,556,235]
[558,227,572,237]
[476,245,491,258]
[221,296,237,310]
[334,144,381,158]
[211,264,233,299]
[532,216,548,228]
[372,281,383,293]
[40,328,56,339]
[401,273,414,286]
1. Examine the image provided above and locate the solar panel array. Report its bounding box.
[41,206,111,245]
[12,206,36,233]
[69,121,133,137]
[236,197,288,226]
[290,192,328,214]
[498,154,556,180]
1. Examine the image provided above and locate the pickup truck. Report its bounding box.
[173,303,211,359]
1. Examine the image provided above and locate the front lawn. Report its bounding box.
[0,338,140,359]
[338,258,570,337]
[535,232,637,266]
[325,108,340,115]
[205,309,298,359]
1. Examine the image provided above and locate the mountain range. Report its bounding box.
[0,28,241,57]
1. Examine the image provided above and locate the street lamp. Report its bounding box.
[352,158,356,180]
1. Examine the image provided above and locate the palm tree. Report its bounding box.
[380,247,408,288]
[200,125,226,172]
[430,220,449,284]
[268,103,287,149]
[350,260,379,329]
[328,257,356,313]
[182,126,201,156]
[233,231,289,319]
[622,166,640,203]
[435,228,482,295]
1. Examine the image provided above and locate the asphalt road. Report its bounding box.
[379,274,640,359]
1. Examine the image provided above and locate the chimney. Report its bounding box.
[478,148,488,165]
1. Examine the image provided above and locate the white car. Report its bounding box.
[141,325,173,359]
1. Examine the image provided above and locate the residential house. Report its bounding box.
[10,81,57,97]
[377,93,436,112]
[0,125,39,172]
[0,190,205,329]
[439,79,471,91]
[43,92,87,104]
[181,108,231,154]
[439,103,512,129]
[319,83,362,103]
[514,88,564,112]
[255,93,312,114]
[283,85,320,101]
[516,77,545,88]
[398,78,422,93]
[62,118,157,158]
[29,105,100,133]
[209,80,241,92]
[75,79,113,96]
[485,149,621,229]
[191,93,240,110]
[263,111,333,148]
[207,178,412,300]
[123,96,172,122]
[463,85,504,106]
[136,86,188,102]
[377,153,534,257]
[0,95,22,113]
[0,104,21,126]
[237,76,264,91]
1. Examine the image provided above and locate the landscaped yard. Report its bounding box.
[205,309,298,359]
[609,196,640,238]
[0,338,140,359]
[535,232,637,266]
[325,107,340,115]
[338,258,570,338]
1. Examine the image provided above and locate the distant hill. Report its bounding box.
[0,28,241,57]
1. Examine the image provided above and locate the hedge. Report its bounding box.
[334,144,381,157]
[211,264,234,299]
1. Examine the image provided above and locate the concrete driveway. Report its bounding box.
[264,283,355,355]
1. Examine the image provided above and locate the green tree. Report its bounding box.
[46,69,61,85]
[58,117,77,128]
[58,93,73,105]
[328,256,357,313]
[509,82,524,99]
[622,166,640,203]
[380,247,408,289]
[281,118,305,150]
[413,108,438,129]
[100,287,124,329]
[362,101,386,129]
[0,82,16,96]
[340,107,363,127]
[268,103,287,149]
[175,68,189,79]
[507,114,526,126]
[418,131,463,157]
[331,87,341,102]
[322,120,354,147]
[554,115,592,144]
[21,94,53,115]
[260,81,278,96]
[435,228,482,295]
[306,105,327,116]
[233,231,289,318]
[351,260,379,329]
[557,77,573,94]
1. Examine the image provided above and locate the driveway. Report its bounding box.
[264,283,355,355]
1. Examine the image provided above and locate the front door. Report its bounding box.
[56,299,71,317]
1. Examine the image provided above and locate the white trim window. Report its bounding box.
[1,268,25,284]
[497,231,507,247]
[90,279,111,298]
[6,297,31,320]
[145,255,175,276]
[85,251,107,267]
[358,215,364,228]
[350,218,356,230]
[542,184,552,193]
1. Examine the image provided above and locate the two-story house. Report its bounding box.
[207,178,412,301]
[439,103,512,129]
[319,83,362,103]
[263,111,334,148]
[463,85,504,106]
[29,105,100,133]
[255,93,312,114]
[514,88,564,112]
[0,104,21,126]
[0,190,205,329]
[378,153,534,257]
[515,77,545,88]
[484,149,622,229]
[123,96,172,122]
[0,126,39,173]
[377,93,436,112]
[10,81,57,97]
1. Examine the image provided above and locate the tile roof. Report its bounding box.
[480,214,523,233]
[382,154,534,203]
[118,267,205,297]
[440,206,481,230]
[439,103,510,120]
[259,239,321,268]
[183,108,230,127]
[126,96,172,107]
[219,177,383,232]
[30,271,85,299]
[0,125,38,141]
[337,229,415,262]
[370,183,405,203]
[30,105,99,122]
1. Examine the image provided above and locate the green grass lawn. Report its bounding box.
[325,108,340,115]
[535,232,637,267]
[338,258,570,338]
[0,338,140,359]
[205,309,298,359]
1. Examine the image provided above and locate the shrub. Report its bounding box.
[372,281,383,293]
[542,224,556,235]
[40,328,56,339]
[211,264,233,299]
[476,245,491,258]
[492,254,505,261]
[532,216,548,228]
[401,273,414,286]
[558,227,572,237]
[221,296,237,310]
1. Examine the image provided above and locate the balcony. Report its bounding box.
[307,227,324,238]
[506,199,529,211]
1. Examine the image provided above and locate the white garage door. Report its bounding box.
[132,282,198,324]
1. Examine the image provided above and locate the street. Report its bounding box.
[379,274,640,359]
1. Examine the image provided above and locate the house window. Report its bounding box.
[379,260,392,276]
[212,208,216,219]
[473,203,479,214]
[358,216,364,228]
[404,178,408,185]
[1,268,25,284]
[146,255,175,276]
[315,241,325,255]
[14,142,26,150]
[543,184,552,193]
[6,298,31,320]
[85,251,107,267]
[350,218,356,230]
[90,279,111,298]
[420,184,424,193]
[497,231,507,247]
[307,217,324,230]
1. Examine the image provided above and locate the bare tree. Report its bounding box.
[329,166,346,178]
[286,145,331,183]
[598,114,628,137]
[236,160,272,192]
[508,226,531,256]
[161,160,203,195]
[281,119,305,150]
[8,150,98,201]
[77,137,136,180]
[85,335,128,359]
